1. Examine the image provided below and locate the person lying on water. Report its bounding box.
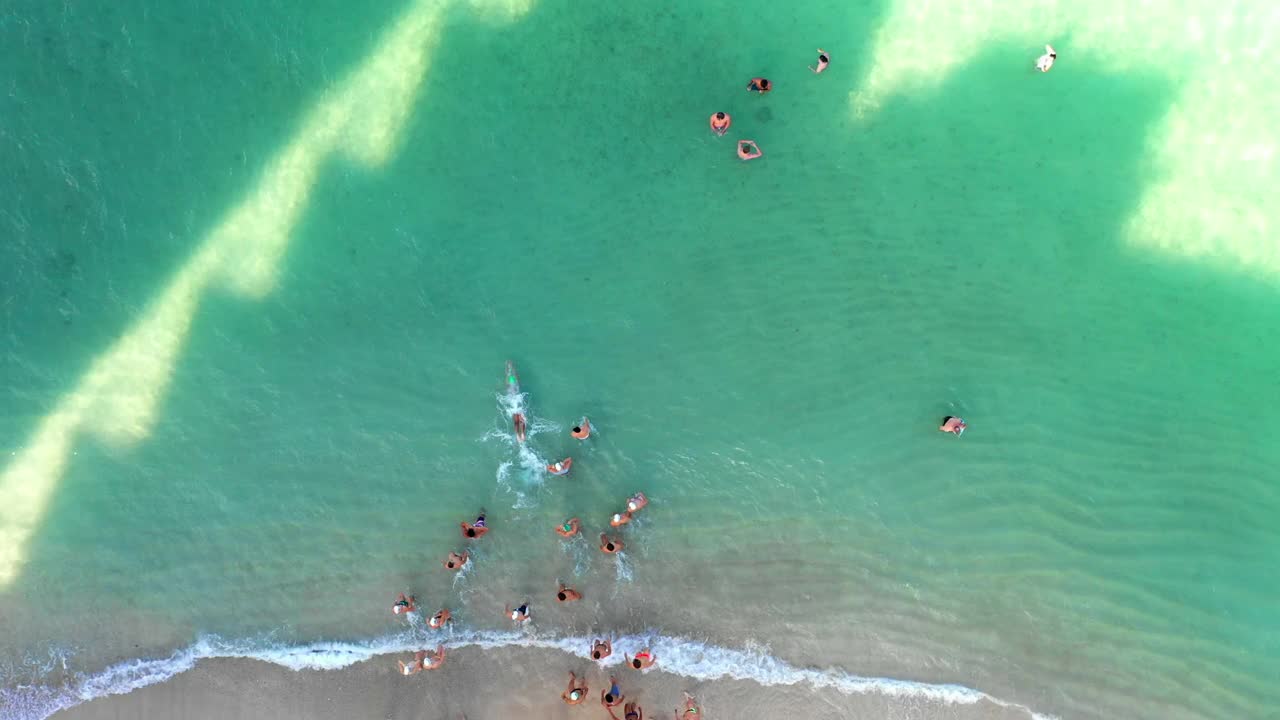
[547,457,573,476]
[571,417,591,439]
[506,602,532,624]
[392,592,415,616]
[460,511,488,539]
[514,412,527,443]
[599,533,625,554]
[939,416,966,436]
[555,517,581,538]
[556,582,582,603]
[443,550,469,571]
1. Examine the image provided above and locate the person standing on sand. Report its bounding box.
[562,671,589,704]
[556,517,581,538]
[676,692,701,718]
[392,592,415,616]
[600,533,625,554]
[460,511,488,539]
[591,637,613,660]
[626,648,656,670]
[601,676,625,707]
[443,550,469,570]
[398,650,426,675]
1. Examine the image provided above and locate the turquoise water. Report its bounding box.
[3,1,1279,718]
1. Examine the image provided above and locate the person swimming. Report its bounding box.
[513,412,527,443]
[940,416,966,436]
[810,48,830,73]
[556,583,582,603]
[610,511,632,528]
[562,671,588,705]
[626,492,648,513]
[392,592,416,616]
[461,512,488,539]
[547,457,573,476]
[601,676,624,707]
[1036,44,1057,73]
[627,648,656,670]
[747,77,772,93]
[443,550,469,570]
[709,111,731,136]
[428,608,451,629]
[599,533,624,554]
[591,638,612,661]
[571,417,591,439]
[506,602,531,624]
[737,140,763,161]
[555,517,581,538]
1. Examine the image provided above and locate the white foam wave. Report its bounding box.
[1,629,1055,720]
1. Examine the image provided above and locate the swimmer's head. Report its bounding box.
[570,689,582,700]
[715,112,726,120]
[557,591,567,601]
[593,650,602,659]
[606,543,615,551]
[627,501,638,511]
[466,528,476,537]
[632,658,642,669]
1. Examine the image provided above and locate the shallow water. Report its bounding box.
[2,1,1279,718]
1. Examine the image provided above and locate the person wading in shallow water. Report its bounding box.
[443,550,469,570]
[391,592,415,616]
[556,582,582,603]
[626,648,656,670]
[555,517,581,538]
[591,637,613,661]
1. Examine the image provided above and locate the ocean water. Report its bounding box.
[2,0,1279,719]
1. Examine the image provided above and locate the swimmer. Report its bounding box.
[392,592,416,616]
[513,412,527,443]
[547,457,573,476]
[556,582,582,603]
[626,648,656,670]
[505,602,532,624]
[555,517,582,538]
[562,671,589,705]
[421,644,446,671]
[601,676,625,707]
[591,638,613,661]
[810,48,830,73]
[599,533,625,554]
[398,650,426,676]
[610,510,632,528]
[737,140,763,161]
[428,608,451,629]
[443,550,469,571]
[461,511,489,539]
[939,416,967,436]
[676,692,701,719]
[626,492,648,513]
[1036,44,1057,73]
[571,417,592,439]
[746,77,772,93]
[709,111,731,136]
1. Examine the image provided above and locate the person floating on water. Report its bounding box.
[571,417,592,439]
[461,511,488,539]
[677,692,701,719]
[601,676,625,707]
[428,608,452,629]
[626,492,648,513]
[1036,44,1057,73]
[626,648,656,670]
[747,77,771,93]
[709,111,731,136]
[591,637,613,661]
[810,48,830,73]
[556,582,582,603]
[547,457,573,476]
[556,517,582,538]
[443,550,469,571]
[610,510,632,528]
[562,671,589,705]
[506,602,532,624]
[737,140,763,161]
[392,592,416,616]
[514,412,527,443]
[599,533,625,554]
[939,416,966,436]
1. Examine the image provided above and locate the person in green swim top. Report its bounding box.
[676,692,701,718]
[555,517,581,538]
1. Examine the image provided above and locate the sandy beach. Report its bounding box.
[53,645,1038,720]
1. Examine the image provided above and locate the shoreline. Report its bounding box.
[46,643,1042,720]
[5,631,1053,720]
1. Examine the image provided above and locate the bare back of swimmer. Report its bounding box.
[600,533,624,554]
[556,517,581,538]
[810,48,830,73]
[461,511,488,539]
[591,638,613,661]
[571,417,591,439]
[513,412,527,443]
[443,550,469,571]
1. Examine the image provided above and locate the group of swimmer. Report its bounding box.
[712,44,1056,161]
[390,362,702,718]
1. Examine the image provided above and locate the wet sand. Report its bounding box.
[53,645,1037,720]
